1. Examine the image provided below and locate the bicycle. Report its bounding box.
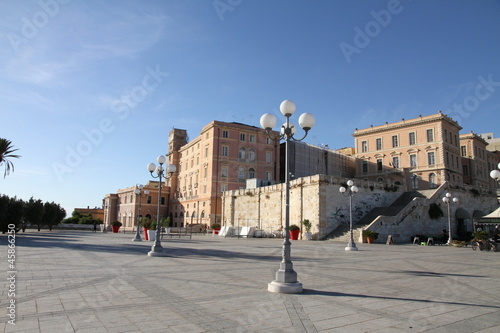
[471,239,491,251]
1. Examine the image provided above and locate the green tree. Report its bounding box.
[0,138,21,178]
[24,197,44,231]
[7,196,24,231]
[43,201,64,231]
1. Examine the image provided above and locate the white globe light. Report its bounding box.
[453,197,459,203]
[442,197,448,203]
[347,180,354,186]
[166,164,177,173]
[134,188,140,195]
[157,155,166,164]
[298,113,315,130]
[280,100,296,116]
[490,169,500,180]
[137,184,144,190]
[339,187,346,193]
[281,122,296,136]
[144,189,150,195]
[147,163,156,172]
[260,113,277,130]
[351,185,359,193]
[446,192,451,198]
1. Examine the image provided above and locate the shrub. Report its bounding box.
[111,221,122,227]
[302,219,312,232]
[362,229,378,240]
[289,224,300,231]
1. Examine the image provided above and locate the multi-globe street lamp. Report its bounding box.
[260,99,315,294]
[339,180,359,251]
[132,184,150,242]
[146,155,176,257]
[442,192,458,245]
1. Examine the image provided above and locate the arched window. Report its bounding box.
[249,168,256,179]
[248,149,255,161]
[238,147,246,159]
[201,210,205,218]
[186,211,189,218]
[179,212,184,219]
[429,173,437,188]
[377,177,384,183]
[238,167,245,180]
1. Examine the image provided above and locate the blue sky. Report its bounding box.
[1,0,499,217]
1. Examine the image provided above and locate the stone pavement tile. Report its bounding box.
[476,326,500,333]
[38,316,74,333]
[67,313,105,331]
[313,312,379,331]
[304,306,357,322]
[4,319,39,332]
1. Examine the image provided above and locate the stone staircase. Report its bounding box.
[326,190,430,241]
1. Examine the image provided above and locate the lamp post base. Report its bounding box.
[147,250,167,257]
[268,281,303,294]
[132,237,142,242]
[345,245,358,251]
[147,244,167,257]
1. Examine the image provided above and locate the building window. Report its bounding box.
[205,146,209,157]
[222,146,228,157]
[444,129,448,142]
[446,152,449,165]
[392,135,398,148]
[426,129,434,142]
[410,154,417,168]
[201,210,205,218]
[147,196,152,204]
[249,135,255,143]
[240,133,246,141]
[429,173,437,188]
[377,159,383,172]
[428,152,435,166]
[376,138,382,150]
[461,145,467,157]
[248,149,255,161]
[221,166,228,177]
[249,168,255,178]
[409,132,416,145]
[238,167,245,180]
[392,156,399,168]
[362,160,368,173]
[266,137,272,144]
[266,151,272,163]
[238,147,246,159]
[265,171,272,181]
[361,140,368,153]
[463,165,469,176]
[161,197,165,205]
[222,130,229,138]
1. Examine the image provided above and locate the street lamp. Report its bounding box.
[260,99,315,294]
[339,180,359,251]
[132,184,150,242]
[490,162,500,183]
[146,155,176,257]
[442,192,458,245]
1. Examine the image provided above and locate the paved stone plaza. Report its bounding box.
[1,230,500,333]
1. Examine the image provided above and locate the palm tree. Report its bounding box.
[0,138,21,178]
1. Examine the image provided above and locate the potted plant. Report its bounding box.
[362,229,378,244]
[211,223,221,234]
[111,221,122,233]
[302,219,312,240]
[142,219,152,240]
[289,224,300,240]
[162,217,171,235]
[148,220,157,241]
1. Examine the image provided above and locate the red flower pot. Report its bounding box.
[143,228,149,240]
[213,228,221,235]
[111,225,120,233]
[289,229,300,240]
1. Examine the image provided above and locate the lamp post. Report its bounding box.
[442,192,458,245]
[490,162,500,184]
[260,99,315,294]
[339,180,359,251]
[147,155,176,257]
[132,184,150,242]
